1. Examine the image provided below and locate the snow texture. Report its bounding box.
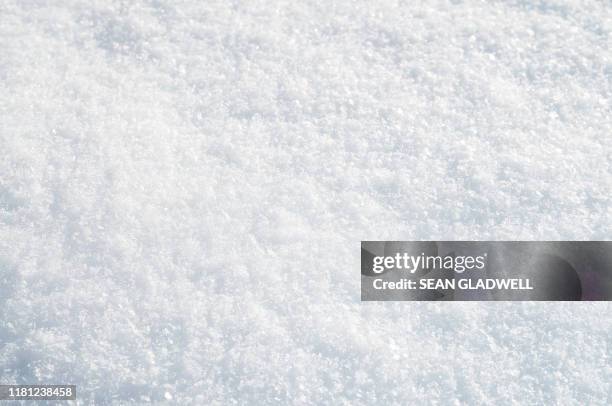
[1,0,611,404]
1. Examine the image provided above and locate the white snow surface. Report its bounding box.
[1,0,611,404]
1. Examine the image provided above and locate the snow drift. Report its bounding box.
[1,0,611,403]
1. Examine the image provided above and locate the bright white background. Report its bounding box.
[1,0,611,403]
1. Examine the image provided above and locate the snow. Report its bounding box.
[0,0,611,404]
